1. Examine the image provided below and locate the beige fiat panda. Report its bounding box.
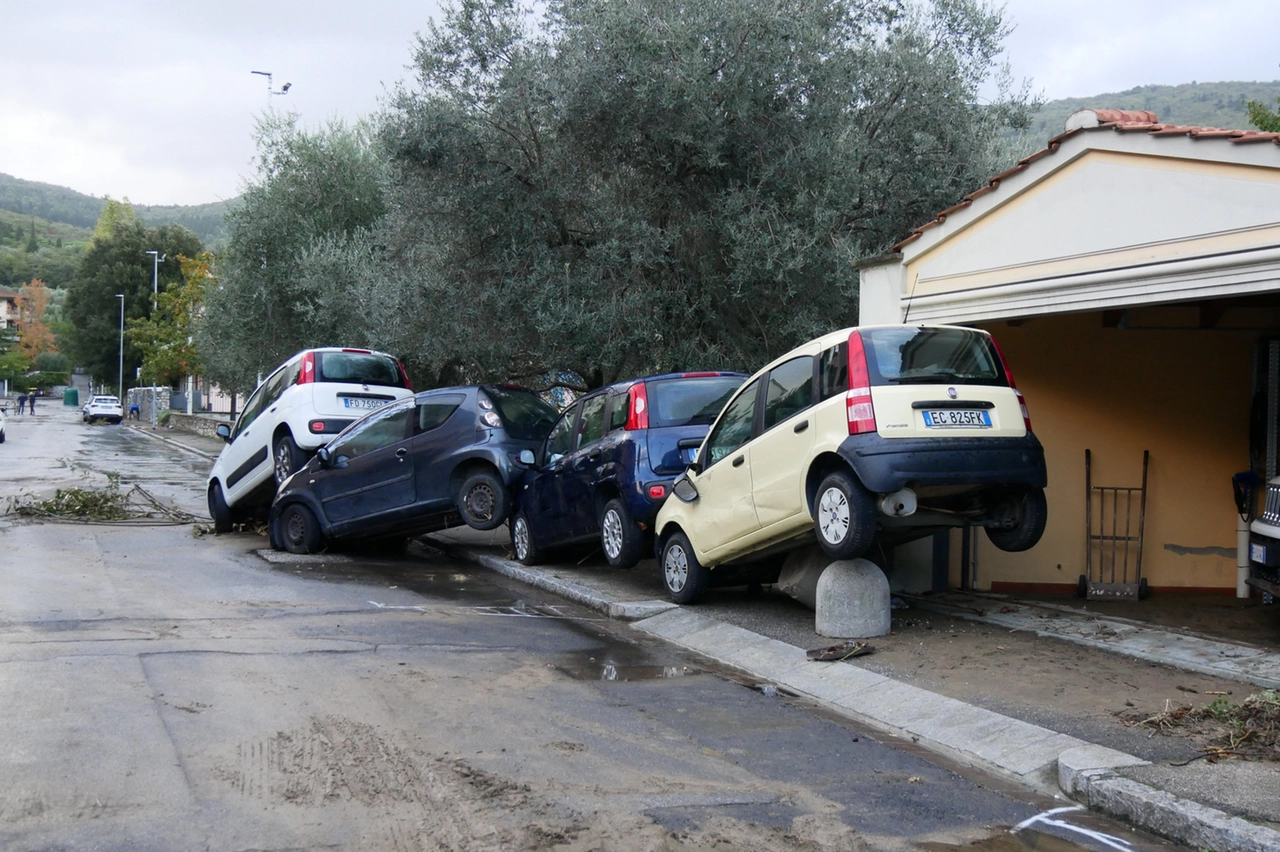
[654,324,1047,603]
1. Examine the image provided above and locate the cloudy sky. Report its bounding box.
[3,0,1278,207]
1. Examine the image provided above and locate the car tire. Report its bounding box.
[510,512,543,565]
[984,487,1048,553]
[208,482,233,534]
[661,531,709,604]
[813,470,876,560]
[457,468,509,531]
[280,503,323,554]
[0,429,5,443]
[600,498,644,569]
[274,433,306,486]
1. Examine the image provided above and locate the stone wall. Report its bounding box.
[168,411,231,438]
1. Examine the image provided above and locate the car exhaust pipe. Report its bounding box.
[879,488,917,517]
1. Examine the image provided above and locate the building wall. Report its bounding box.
[954,312,1256,593]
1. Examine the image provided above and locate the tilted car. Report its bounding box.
[83,395,124,424]
[207,347,415,531]
[655,324,1048,602]
[509,372,745,568]
[269,384,559,553]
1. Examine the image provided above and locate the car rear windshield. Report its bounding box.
[482,386,559,441]
[315,351,406,388]
[861,327,1007,387]
[646,376,743,428]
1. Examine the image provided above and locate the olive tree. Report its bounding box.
[194,114,388,394]
[378,0,1035,389]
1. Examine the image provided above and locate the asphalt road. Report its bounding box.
[0,406,1179,850]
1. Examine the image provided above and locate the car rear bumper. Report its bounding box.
[838,433,1047,493]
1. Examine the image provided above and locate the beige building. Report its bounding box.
[0,287,18,329]
[858,109,1280,597]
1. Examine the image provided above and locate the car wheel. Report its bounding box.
[280,503,323,554]
[661,531,709,604]
[600,498,644,569]
[984,487,1048,553]
[0,429,5,443]
[510,512,543,565]
[274,433,306,486]
[813,470,876,560]
[457,468,509,531]
[208,482,233,534]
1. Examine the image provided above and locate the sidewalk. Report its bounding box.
[425,525,1280,852]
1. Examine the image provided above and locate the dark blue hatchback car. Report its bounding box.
[510,372,746,568]
[269,384,558,554]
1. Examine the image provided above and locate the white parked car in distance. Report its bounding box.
[83,395,124,424]
[206,347,415,531]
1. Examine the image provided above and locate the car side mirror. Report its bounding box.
[316,446,332,468]
[672,472,699,503]
[518,449,536,466]
[215,423,231,442]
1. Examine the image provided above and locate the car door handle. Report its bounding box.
[732,455,744,467]
[396,447,408,458]
[793,420,809,433]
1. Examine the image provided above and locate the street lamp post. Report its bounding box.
[250,70,291,105]
[145,250,165,309]
[115,294,124,402]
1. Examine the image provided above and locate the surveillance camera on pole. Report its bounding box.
[251,70,292,104]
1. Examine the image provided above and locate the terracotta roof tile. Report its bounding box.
[890,111,1280,252]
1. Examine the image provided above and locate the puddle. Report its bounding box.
[549,645,704,681]
[920,804,1178,852]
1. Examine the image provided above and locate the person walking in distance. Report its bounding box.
[28,394,35,414]
[16,392,25,416]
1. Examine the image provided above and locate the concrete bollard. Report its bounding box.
[815,558,891,639]
[776,547,831,609]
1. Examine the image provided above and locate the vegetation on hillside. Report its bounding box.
[0,173,231,244]
[1027,80,1280,139]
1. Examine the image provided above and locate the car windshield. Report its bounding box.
[315,351,406,388]
[646,376,744,428]
[482,386,559,441]
[861,327,1007,387]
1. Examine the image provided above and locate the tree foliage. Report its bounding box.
[65,200,202,388]
[126,252,212,385]
[194,114,388,395]
[1247,97,1280,132]
[16,278,56,358]
[377,0,1034,389]
[209,0,1031,393]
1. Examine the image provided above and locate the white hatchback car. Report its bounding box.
[207,347,414,531]
[655,324,1048,602]
[83,395,124,424]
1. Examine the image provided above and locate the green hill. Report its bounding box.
[1028,80,1280,139]
[0,173,232,244]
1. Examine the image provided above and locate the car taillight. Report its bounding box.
[298,351,315,385]
[477,391,502,428]
[648,485,666,499]
[988,335,1033,431]
[397,360,412,391]
[626,382,649,431]
[845,330,876,435]
[311,420,326,432]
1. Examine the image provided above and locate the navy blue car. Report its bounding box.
[509,372,746,568]
[270,385,558,554]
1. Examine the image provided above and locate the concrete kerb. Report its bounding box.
[124,422,218,462]
[431,540,1280,852]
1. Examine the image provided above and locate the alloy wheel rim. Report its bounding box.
[664,544,688,593]
[275,444,291,482]
[602,509,623,559]
[514,517,530,559]
[818,487,850,544]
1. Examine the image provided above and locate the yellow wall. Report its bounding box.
[956,313,1256,591]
